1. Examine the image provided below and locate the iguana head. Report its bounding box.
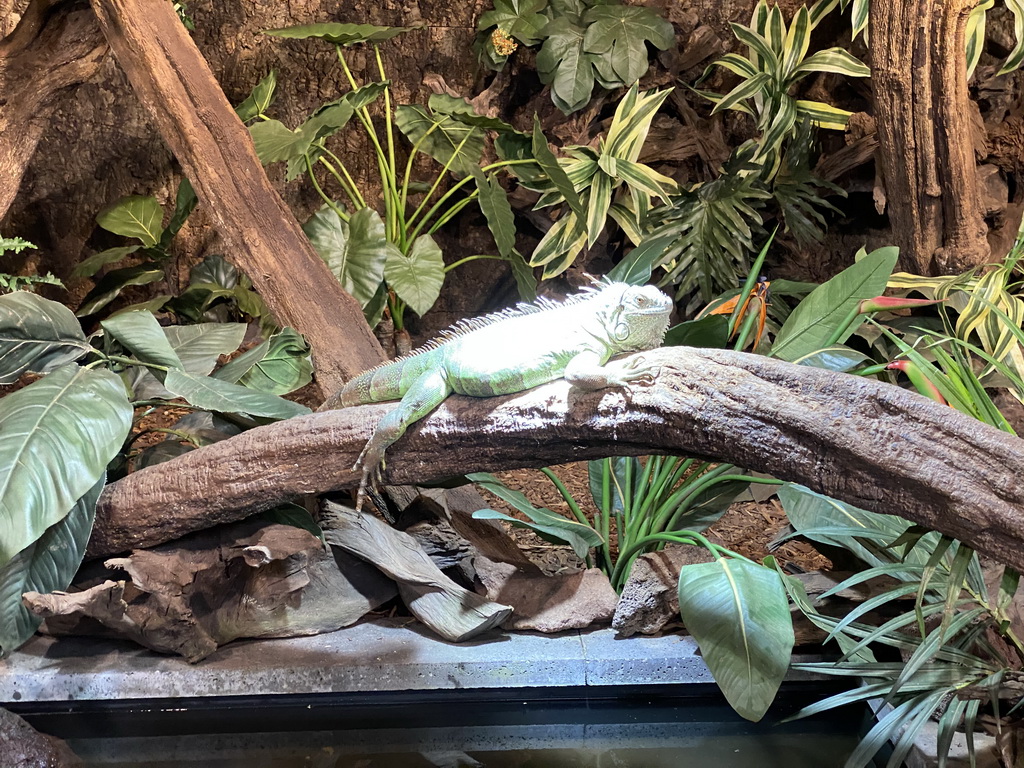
[599,282,673,352]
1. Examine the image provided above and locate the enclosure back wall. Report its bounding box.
[0,0,789,333]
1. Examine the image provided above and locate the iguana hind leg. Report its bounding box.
[354,369,451,511]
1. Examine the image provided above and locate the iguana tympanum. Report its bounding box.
[338,281,673,508]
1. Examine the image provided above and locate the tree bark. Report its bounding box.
[89,347,1024,574]
[871,0,990,275]
[0,0,107,221]
[87,0,384,392]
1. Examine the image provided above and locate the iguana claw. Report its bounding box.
[619,355,659,386]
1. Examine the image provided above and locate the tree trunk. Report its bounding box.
[87,0,383,392]
[870,0,990,275]
[0,0,107,221]
[88,347,1024,574]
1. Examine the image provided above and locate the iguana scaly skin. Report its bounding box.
[340,282,673,508]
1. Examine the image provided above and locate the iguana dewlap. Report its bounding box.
[339,281,673,508]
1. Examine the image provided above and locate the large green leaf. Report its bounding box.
[235,70,277,122]
[100,311,184,371]
[582,5,673,86]
[70,245,141,279]
[478,0,549,45]
[0,473,104,656]
[531,115,586,223]
[394,97,485,176]
[161,178,198,247]
[0,366,132,569]
[469,472,603,559]
[473,168,517,259]
[75,263,165,318]
[303,207,393,306]
[662,315,731,348]
[163,369,310,420]
[0,293,91,384]
[232,328,312,395]
[536,16,595,113]
[162,323,246,374]
[95,195,165,247]
[263,23,412,46]
[249,119,313,165]
[777,483,937,571]
[677,557,794,721]
[771,246,899,362]
[384,234,445,317]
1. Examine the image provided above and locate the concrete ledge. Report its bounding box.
[0,619,713,703]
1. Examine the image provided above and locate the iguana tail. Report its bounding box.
[338,348,443,406]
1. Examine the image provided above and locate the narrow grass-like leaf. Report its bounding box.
[532,116,586,223]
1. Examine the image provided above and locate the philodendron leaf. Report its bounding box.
[71,245,141,279]
[163,369,310,420]
[537,16,596,113]
[303,207,393,306]
[384,234,445,317]
[0,292,91,384]
[100,310,184,372]
[677,557,795,722]
[473,168,517,259]
[235,70,278,122]
[0,366,132,569]
[263,23,412,46]
[227,328,312,395]
[75,263,165,318]
[96,195,165,247]
[772,246,899,362]
[478,0,549,45]
[582,4,674,86]
[394,99,486,177]
[249,119,314,165]
[0,473,104,657]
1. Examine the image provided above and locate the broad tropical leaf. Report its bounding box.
[384,234,445,317]
[71,246,141,279]
[96,195,164,247]
[677,557,795,721]
[303,207,394,306]
[263,23,412,46]
[235,70,278,122]
[0,473,104,656]
[582,4,673,86]
[75,264,165,318]
[536,16,596,113]
[394,96,486,176]
[772,246,899,362]
[477,0,549,45]
[100,311,184,371]
[0,293,91,384]
[0,366,132,569]
[232,328,312,395]
[474,169,517,259]
[163,369,310,420]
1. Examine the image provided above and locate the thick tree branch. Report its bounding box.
[87,0,384,392]
[0,0,107,221]
[89,348,1024,573]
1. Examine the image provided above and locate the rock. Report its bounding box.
[475,556,619,633]
[0,707,81,767]
[976,163,1008,216]
[612,544,715,637]
[25,520,395,662]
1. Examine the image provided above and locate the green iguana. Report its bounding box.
[338,281,673,508]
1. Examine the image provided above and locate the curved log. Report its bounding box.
[90,348,1024,572]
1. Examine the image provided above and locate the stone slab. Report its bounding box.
[0,618,823,705]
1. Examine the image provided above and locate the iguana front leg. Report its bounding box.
[564,350,658,391]
[354,369,452,511]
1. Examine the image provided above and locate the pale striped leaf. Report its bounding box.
[795,99,854,130]
[613,158,678,200]
[586,172,614,247]
[794,48,870,79]
[965,0,994,79]
[998,0,1024,74]
[730,23,779,74]
[713,52,758,79]
[851,0,869,40]
[712,72,771,114]
[782,6,811,79]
